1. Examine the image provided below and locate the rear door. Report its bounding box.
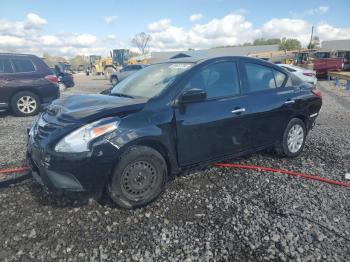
[174,60,253,166]
[240,61,297,148]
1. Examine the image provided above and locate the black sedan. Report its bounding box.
[27,56,322,208]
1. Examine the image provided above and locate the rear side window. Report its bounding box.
[290,73,303,86]
[0,58,13,73]
[11,58,36,73]
[185,61,240,99]
[273,69,286,88]
[245,63,276,92]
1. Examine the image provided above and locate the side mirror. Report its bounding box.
[178,88,207,104]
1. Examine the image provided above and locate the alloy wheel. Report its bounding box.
[17,96,37,114]
[287,124,304,153]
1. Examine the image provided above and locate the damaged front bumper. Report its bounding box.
[26,135,120,198]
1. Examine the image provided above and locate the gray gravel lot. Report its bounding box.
[0,77,349,261]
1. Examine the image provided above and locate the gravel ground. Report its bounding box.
[0,78,349,261]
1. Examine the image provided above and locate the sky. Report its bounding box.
[0,0,349,57]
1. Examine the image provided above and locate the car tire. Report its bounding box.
[275,118,306,157]
[108,146,167,209]
[11,91,41,117]
[111,76,118,86]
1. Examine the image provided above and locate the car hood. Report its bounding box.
[44,94,147,123]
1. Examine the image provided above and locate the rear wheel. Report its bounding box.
[275,118,306,157]
[108,146,167,209]
[11,91,40,117]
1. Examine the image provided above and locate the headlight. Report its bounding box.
[55,118,119,153]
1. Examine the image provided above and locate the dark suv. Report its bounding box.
[27,56,322,208]
[0,53,60,116]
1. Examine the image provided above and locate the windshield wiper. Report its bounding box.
[110,93,135,99]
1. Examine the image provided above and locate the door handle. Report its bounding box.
[284,99,295,104]
[231,108,246,114]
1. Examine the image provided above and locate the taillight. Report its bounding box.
[303,72,313,77]
[45,75,59,84]
[311,89,322,98]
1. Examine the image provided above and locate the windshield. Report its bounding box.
[110,63,193,99]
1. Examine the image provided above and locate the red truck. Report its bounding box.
[313,58,344,77]
[294,52,344,77]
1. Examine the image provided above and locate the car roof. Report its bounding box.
[0,53,38,58]
[156,55,276,65]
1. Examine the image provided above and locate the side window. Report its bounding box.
[185,62,240,99]
[244,63,276,92]
[0,58,13,73]
[11,58,35,73]
[273,69,286,88]
[124,66,131,71]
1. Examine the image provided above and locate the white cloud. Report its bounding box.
[147,19,171,32]
[149,13,259,51]
[0,14,114,57]
[260,18,311,45]
[318,6,329,13]
[0,35,26,47]
[190,13,203,22]
[148,13,350,51]
[41,35,61,46]
[1,11,350,57]
[317,23,350,41]
[104,15,118,25]
[26,13,47,27]
[290,6,329,18]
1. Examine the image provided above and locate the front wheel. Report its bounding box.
[108,146,167,209]
[275,118,306,157]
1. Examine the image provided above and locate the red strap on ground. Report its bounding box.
[213,163,350,188]
[0,166,30,176]
[1,164,349,189]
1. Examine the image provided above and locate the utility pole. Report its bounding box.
[308,25,314,49]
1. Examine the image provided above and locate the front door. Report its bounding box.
[174,60,252,166]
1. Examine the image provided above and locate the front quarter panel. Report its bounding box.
[105,106,179,174]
